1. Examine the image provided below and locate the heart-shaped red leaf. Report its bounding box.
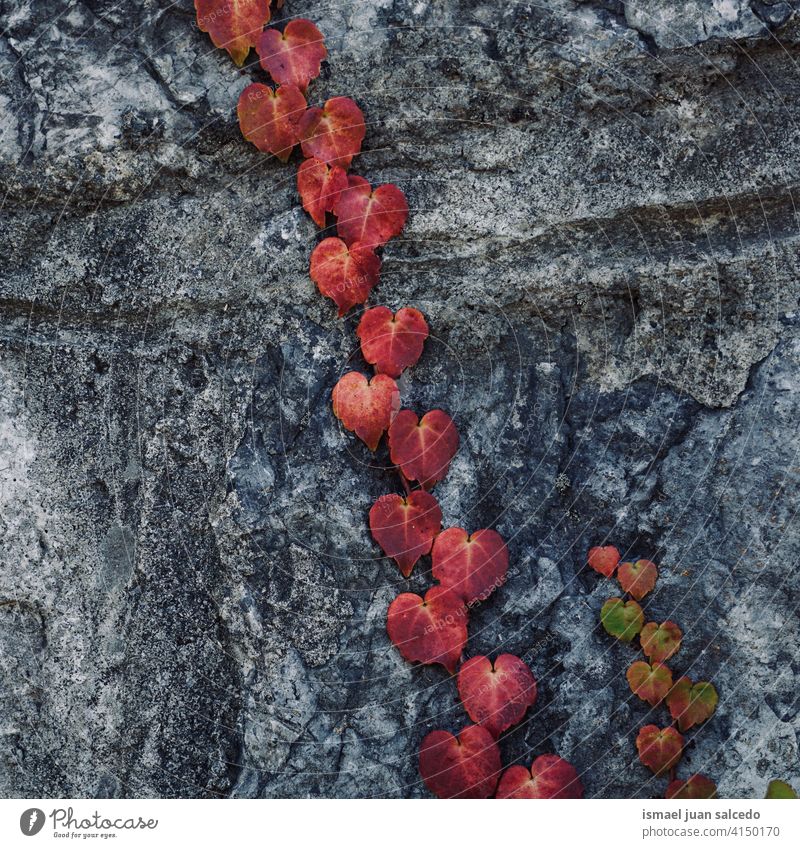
[388,409,459,490]
[195,0,270,66]
[419,725,501,799]
[357,306,428,378]
[297,158,348,228]
[666,677,718,732]
[298,96,366,169]
[496,754,584,799]
[237,83,306,162]
[331,372,399,451]
[256,18,326,91]
[640,620,682,663]
[627,661,673,706]
[386,586,467,673]
[636,725,684,775]
[369,491,442,577]
[334,176,409,248]
[617,559,658,600]
[457,654,537,738]
[666,775,717,799]
[356,305,428,378]
[588,545,620,577]
[309,237,380,315]
[431,527,508,604]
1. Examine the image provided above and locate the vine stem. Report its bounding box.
[396,466,412,495]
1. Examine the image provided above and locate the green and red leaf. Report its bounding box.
[237,82,306,162]
[666,775,717,799]
[431,527,508,605]
[386,586,467,673]
[309,237,380,315]
[617,559,658,601]
[369,491,442,577]
[627,661,673,706]
[600,597,644,642]
[666,677,718,732]
[298,96,366,169]
[334,176,409,248]
[388,409,459,490]
[640,620,682,663]
[495,754,584,799]
[331,371,399,451]
[357,306,428,378]
[297,158,348,227]
[256,18,326,91]
[636,725,684,775]
[457,654,537,738]
[419,725,501,799]
[195,0,270,66]
[588,545,620,577]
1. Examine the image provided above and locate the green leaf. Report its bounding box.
[600,597,644,642]
[766,780,798,799]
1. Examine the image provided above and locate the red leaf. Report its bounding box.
[386,586,467,673]
[636,725,684,775]
[195,0,270,66]
[666,677,719,732]
[457,654,537,738]
[431,527,508,604]
[626,661,673,706]
[334,176,409,248]
[309,237,380,315]
[298,96,366,169]
[297,158,348,228]
[256,18,326,91]
[369,491,442,577]
[666,775,718,799]
[237,83,306,162]
[388,409,459,490]
[496,754,584,799]
[331,372,399,451]
[640,620,682,663]
[617,559,658,600]
[419,725,501,799]
[588,545,620,577]
[357,306,428,378]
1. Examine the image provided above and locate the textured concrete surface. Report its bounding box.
[1,0,799,798]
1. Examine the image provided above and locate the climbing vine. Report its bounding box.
[170,0,759,800]
[589,545,719,798]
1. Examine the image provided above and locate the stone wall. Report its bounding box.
[0,0,798,797]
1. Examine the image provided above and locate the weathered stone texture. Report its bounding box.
[1,0,798,797]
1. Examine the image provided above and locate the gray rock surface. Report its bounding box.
[1,0,799,798]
